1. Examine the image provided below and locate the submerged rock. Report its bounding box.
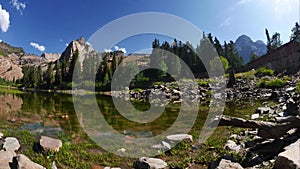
[166,134,193,143]
[40,136,62,152]
[3,137,20,152]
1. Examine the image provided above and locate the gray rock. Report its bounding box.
[40,136,62,152]
[0,132,3,139]
[274,139,300,169]
[17,154,46,169]
[215,159,243,169]
[0,150,16,169]
[134,157,167,169]
[3,137,20,152]
[166,134,193,143]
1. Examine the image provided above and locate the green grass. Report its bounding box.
[235,69,256,79]
[0,86,24,94]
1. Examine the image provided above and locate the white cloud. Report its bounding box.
[118,48,127,54]
[104,48,112,53]
[10,0,26,15]
[30,42,46,52]
[114,46,119,51]
[0,5,10,32]
[220,17,232,27]
[0,40,2,43]
[65,43,69,46]
[237,0,251,5]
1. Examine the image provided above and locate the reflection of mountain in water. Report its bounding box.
[0,93,23,114]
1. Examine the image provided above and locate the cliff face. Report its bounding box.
[59,37,101,64]
[237,40,300,74]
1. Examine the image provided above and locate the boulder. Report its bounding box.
[3,137,20,152]
[152,141,171,151]
[166,134,193,143]
[134,157,167,169]
[16,154,46,169]
[274,139,300,169]
[251,113,259,120]
[0,132,3,139]
[0,150,16,169]
[40,136,62,152]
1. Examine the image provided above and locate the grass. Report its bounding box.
[0,86,24,94]
[235,69,256,79]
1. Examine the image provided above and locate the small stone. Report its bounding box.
[224,140,240,152]
[17,154,46,169]
[251,113,259,120]
[256,107,271,114]
[152,141,171,151]
[215,159,243,169]
[116,148,126,154]
[166,134,193,143]
[134,157,167,169]
[3,137,20,152]
[40,136,62,152]
[0,150,16,169]
[52,161,57,169]
[0,132,3,139]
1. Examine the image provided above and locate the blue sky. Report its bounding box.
[0,0,299,55]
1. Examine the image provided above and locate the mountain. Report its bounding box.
[234,35,267,63]
[59,37,101,64]
[0,41,59,81]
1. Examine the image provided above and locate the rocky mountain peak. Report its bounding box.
[77,37,86,46]
[235,35,267,63]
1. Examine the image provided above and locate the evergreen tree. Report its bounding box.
[291,22,300,42]
[213,37,224,56]
[265,28,272,52]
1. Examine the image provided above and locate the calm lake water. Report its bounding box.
[0,91,262,150]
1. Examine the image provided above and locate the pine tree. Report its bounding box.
[291,22,300,42]
[265,28,272,52]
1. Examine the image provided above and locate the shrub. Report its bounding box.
[257,78,286,88]
[255,67,274,77]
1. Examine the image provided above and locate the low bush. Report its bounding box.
[255,67,274,77]
[257,78,286,88]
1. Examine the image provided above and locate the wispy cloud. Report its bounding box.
[118,48,127,54]
[10,0,26,15]
[0,5,10,32]
[30,42,46,52]
[220,17,232,28]
[237,0,252,5]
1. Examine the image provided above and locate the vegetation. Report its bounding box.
[257,77,286,88]
[255,67,274,77]
[265,28,282,52]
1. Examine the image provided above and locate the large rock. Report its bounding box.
[0,132,3,139]
[16,154,46,169]
[166,134,193,143]
[0,150,16,169]
[274,139,300,169]
[3,137,20,152]
[40,136,62,152]
[134,157,168,169]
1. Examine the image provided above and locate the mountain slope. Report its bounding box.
[235,35,267,63]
